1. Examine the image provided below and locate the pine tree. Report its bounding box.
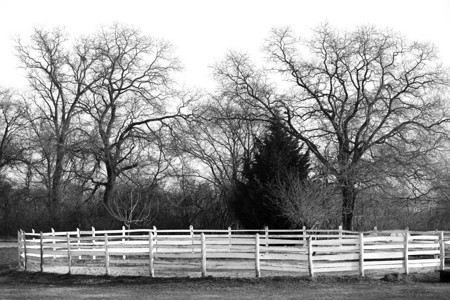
[231,117,309,228]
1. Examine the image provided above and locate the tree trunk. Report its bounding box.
[103,168,116,204]
[49,143,65,229]
[340,178,357,231]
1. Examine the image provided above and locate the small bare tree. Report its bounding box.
[105,185,156,230]
[269,174,341,229]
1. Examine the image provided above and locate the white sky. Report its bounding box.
[0,0,449,90]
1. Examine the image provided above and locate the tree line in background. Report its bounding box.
[0,23,449,236]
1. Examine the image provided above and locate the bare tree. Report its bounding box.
[105,185,157,230]
[78,24,188,205]
[178,96,263,186]
[269,174,340,229]
[0,89,26,173]
[214,25,449,230]
[16,28,100,227]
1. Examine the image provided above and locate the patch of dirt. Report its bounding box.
[381,273,410,283]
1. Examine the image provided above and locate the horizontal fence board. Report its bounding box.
[206,245,256,250]
[260,263,308,272]
[205,238,255,245]
[363,260,404,266]
[206,252,255,259]
[313,253,360,261]
[408,263,440,268]
[409,258,440,264]
[408,250,439,256]
[154,236,198,240]
[152,248,199,253]
[258,239,304,245]
[261,235,304,239]
[24,253,41,258]
[314,265,359,273]
[363,244,404,250]
[260,253,308,261]
[153,241,200,246]
[108,250,150,255]
[314,261,359,269]
[108,244,150,249]
[312,239,359,246]
[106,241,148,245]
[364,237,404,243]
[409,236,439,240]
[408,243,439,249]
[313,245,360,252]
[154,253,202,259]
[364,252,404,259]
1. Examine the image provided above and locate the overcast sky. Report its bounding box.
[1,0,449,90]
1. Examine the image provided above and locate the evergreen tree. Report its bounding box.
[231,117,309,228]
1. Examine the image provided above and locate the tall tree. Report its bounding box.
[232,117,309,228]
[16,28,100,227]
[0,89,26,173]
[77,24,187,205]
[215,25,449,230]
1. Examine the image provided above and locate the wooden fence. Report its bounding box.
[17,226,449,277]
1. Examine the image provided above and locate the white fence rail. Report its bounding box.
[17,227,449,277]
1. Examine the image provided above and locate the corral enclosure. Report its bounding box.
[17,227,450,278]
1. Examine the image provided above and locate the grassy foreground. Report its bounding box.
[1,270,450,299]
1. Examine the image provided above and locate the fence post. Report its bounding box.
[228,227,232,252]
[40,232,44,272]
[190,225,194,253]
[359,232,365,277]
[303,226,307,247]
[17,230,21,269]
[67,232,72,274]
[76,228,81,259]
[255,233,261,278]
[338,225,343,248]
[105,234,110,276]
[440,231,445,271]
[51,228,56,259]
[153,226,157,253]
[23,230,28,271]
[92,226,96,260]
[265,226,269,255]
[122,226,126,260]
[307,236,314,278]
[404,229,409,275]
[201,233,206,277]
[149,231,155,277]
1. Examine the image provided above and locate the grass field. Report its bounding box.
[2,243,450,299]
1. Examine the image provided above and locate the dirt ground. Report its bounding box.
[3,242,450,299]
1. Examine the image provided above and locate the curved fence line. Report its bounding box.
[17,227,449,278]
